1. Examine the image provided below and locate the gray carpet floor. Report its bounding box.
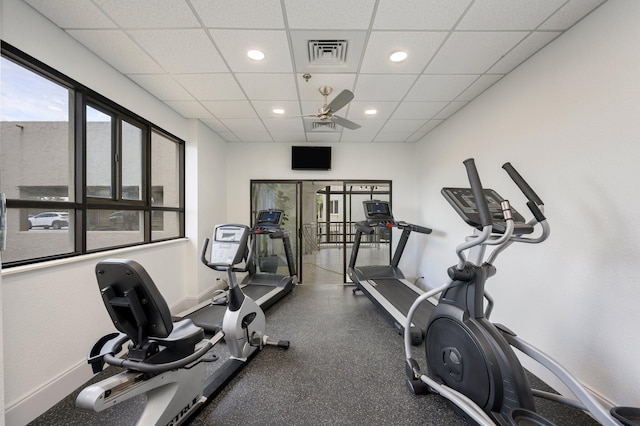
[29,283,599,425]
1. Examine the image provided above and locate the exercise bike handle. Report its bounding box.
[502,162,544,206]
[463,158,492,228]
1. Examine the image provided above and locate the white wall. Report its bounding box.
[225,142,427,276]
[184,120,229,299]
[414,0,640,406]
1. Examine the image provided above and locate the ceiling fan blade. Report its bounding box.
[332,115,361,130]
[326,89,354,113]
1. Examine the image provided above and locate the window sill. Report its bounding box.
[1,238,188,276]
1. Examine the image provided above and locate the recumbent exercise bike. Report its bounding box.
[76,223,288,425]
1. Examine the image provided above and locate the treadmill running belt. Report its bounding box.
[369,278,435,333]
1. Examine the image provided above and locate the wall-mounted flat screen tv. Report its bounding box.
[291,146,331,170]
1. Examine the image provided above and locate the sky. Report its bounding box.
[1,56,107,122]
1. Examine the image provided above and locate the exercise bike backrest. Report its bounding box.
[96,259,174,344]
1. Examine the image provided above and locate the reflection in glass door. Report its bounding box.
[250,182,300,280]
[343,183,391,282]
[251,180,391,284]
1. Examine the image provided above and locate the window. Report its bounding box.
[330,199,339,215]
[0,43,184,267]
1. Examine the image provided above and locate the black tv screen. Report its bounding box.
[292,146,331,170]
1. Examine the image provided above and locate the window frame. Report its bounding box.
[1,42,185,267]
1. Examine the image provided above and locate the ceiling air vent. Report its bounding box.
[308,40,348,65]
[311,121,336,131]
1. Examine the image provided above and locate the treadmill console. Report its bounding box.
[253,209,284,234]
[363,200,394,225]
[441,188,533,235]
[210,224,249,265]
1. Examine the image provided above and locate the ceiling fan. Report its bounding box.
[304,86,361,130]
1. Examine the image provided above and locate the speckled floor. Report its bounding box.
[29,283,598,426]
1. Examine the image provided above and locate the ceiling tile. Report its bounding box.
[210,30,293,73]
[354,75,417,101]
[220,119,272,142]
[298,75,357,100]
[343,119,386,134]
[191,0,285,28]
[380,120,426,133]
[434,101,467,119]
[128,29,228,73]
[455,74,503,101]
[284,0,376,29]
[128,74,194,101]
[67,30,164,74]
[391,102,448,119]
[165,101,213,119]
[373,0,472,30]
[539,0,606,30]
[406,75,478,102]
[301,101,322,116]
[202,101,258,119]
[199,118,228,132]
[269,132,308,143]
[374,132,413,143]
[262,118,305,133]
[489,31,561,74]
[307,133,342,142]
[235,74,298,101]
[172,74,246,101]
[418,120,445,133]
[92,0,199,28]
[346,102,399,120]
[215,132,241,142]
[427,31,529,74]
[252,101,302,119]
[25,0,116,28]
[457,0,566,30]
[340,131,379,142]
[360,31,447,74]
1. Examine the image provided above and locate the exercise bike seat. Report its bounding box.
[95,259,205,364]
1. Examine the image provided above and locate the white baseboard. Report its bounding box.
[5,360,92,426]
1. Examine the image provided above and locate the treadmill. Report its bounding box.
[178,209,296,334]
[348,200,433,345]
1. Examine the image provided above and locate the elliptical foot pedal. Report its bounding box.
[405,379,429,395]
[611,407,640,426]
[509,408,555,426]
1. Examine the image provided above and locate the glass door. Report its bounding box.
[250,182,301,280]
[250,180,391,284]
[344,182,391,282]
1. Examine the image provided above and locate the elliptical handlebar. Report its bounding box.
[463,158,492,229]
[502,162,544,207]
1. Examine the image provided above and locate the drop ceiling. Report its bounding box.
[24,0,606,143]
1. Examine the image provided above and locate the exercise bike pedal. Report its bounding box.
[249,332,290,350]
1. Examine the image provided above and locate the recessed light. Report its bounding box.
[389,51,408,62]
[247,49,265,61]
[273,108,285,114]
[365,109,377,115]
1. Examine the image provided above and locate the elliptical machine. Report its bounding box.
[404,159,640,426]
[76,224,288,425]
